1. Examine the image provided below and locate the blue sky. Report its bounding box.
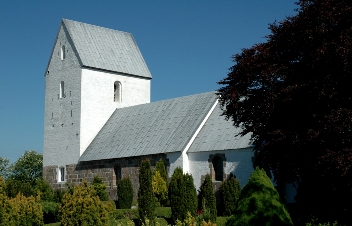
[0,1,297,163]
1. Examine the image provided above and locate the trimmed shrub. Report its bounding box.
[117,177,133,209]
[169,167,197,223]
[92,175,109,201]
[219,177,241,216]
[138,159,156,225]
[184,173,198,216]
[59,180,109,226]
[226,167,293,226]
[152,170,168,206]
[199,174,217,222]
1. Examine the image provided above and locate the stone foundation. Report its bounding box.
[43,154,169,201]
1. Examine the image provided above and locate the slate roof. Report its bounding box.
[62,19,152,78]
[187,104,253,153]
[79,92,217,161]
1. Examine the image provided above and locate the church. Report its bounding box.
[43,19,254,200]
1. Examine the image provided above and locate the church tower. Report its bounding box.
[43,19,152,184]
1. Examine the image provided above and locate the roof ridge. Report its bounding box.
[62,18,132,35]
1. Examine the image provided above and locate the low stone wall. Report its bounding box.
[43,154,169,201]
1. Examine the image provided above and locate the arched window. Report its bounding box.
[58,166,65,182]
[60,81,64,98]
[61,45,65,60]
[114,81,122,102]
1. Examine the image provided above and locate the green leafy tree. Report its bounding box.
[219,176,241,216]
[152,170,168,206]
[91,175,109,201]
[169,167,197,223]
[199,174,217,222]
[9,150,42,185]
[0,157,9,180]
[117,177,133,209]
[138,159,156,226]
[226,167,293,226]
[217,0,352,222]
[155,159,168,184]
[59,180,109,226]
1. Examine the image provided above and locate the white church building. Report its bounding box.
[43,19,255,200]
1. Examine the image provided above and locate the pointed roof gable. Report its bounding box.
[79,92,217,161]
[60,19,152,78]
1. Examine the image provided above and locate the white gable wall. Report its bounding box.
[80,68,150,155]
[188,148,254,190]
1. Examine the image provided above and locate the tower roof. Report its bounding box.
[59,19,152,78]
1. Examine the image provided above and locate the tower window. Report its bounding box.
[58,167,65,182]
[60,81,64,98]
[114,81,122,102]
[61,45,66,60]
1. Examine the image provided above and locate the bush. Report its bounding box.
[34,178,54,202]
[226,167,293,226]
[219,177,241,216]
[59,180,109,226]
[41,201,60,224]
[117,177,133,209]
[169,167,197,223]
[53,189,65,203]
[152,171,168,206]
[199,174,217,222]
[92,175,109,201]
[111,209,139,220]
[4,192,44,226]
[5,178,34,198]
[138,159,156,225]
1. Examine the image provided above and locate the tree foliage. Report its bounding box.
[169,167,197,223]
[155,159,168,184]
[226,167,293,226]
[198,174,217,222]
[9,150,42,185]
[138,159,156,225]
[152,170,168,206]
[91,175,109,201]
[117,177,133,209]
[219,176,241,216]
[0,157,9,180]
[218,0,352,222]
[59,180,109,226]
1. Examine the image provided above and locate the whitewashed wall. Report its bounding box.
[188,148,254,190]
[80,69,150,155]
[166,152,183,179]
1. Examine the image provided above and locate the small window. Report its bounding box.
[114,81,122,102]
[212,156,223,181]
[61,45,65,60]
[60,81,64,98]
[58,167,65,182]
